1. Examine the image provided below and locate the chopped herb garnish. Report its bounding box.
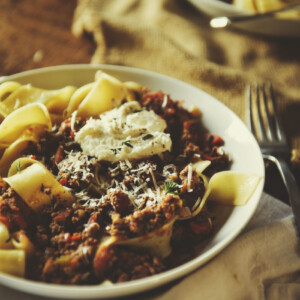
[142,134,154,140]
[56,175,62,181]
[75,119,80,125]
[133,110,142,113]
[16,161,22,173]
[110,148,122,155]
[122,140,133,148]
[164,180,179,195]
[111,149,117,155]
[65,169,74,174]
[5,237,11,243]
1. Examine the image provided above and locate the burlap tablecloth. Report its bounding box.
[72,0,300,151]
[2,1,300,299]
[73,1,300,299]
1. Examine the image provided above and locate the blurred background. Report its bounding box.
[0,1,94,75]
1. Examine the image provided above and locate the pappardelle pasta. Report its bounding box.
[222,0,300,18]
[0,71,260,284]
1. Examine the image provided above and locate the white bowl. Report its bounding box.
[188,0,300,37]
[0,64,264,299]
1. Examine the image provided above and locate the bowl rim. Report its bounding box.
[0,64,265,299]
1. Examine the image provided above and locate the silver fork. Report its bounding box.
[247,83,300,233]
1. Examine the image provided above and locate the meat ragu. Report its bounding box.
[0,75,230,285]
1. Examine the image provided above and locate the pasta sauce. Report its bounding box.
[0,72,232,285]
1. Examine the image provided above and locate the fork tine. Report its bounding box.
[256,84,268,141]
[248,84,266,141]
[261,83,274,140]
[248,82,287,145]
[267,82,287,142]
[247,84,255,134]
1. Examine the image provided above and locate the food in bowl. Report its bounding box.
[0,71,260,285]
[220,0,300,16]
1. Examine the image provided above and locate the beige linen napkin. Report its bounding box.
[152,195,296,300]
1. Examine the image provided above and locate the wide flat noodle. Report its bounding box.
[5,158,74,212]
[117,219,176,259]
[0,81,22,109]
[0,249,25,277]
[0,220,34,256]
[94,218,176,264]
[11,230,35,256]
[0,125,45,177]
[0,103,51,145]
[65,82,94,116]
[65,71,142,117]
[0,222,13,250]
[208,171,262,205]
[76,72,127,117]
[192,160,211,175]
[0,82,76,118]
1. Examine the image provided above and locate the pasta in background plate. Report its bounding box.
[228,0,300,18]
[0,72,260,284]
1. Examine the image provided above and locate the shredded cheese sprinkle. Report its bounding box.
[70,110,78,132]
[162,95,168,108]
[187,164,193,192]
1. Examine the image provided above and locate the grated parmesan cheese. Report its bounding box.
[162,95,168,108]
[187,164,193,192]
[57,151,97,181]
[74,157,180,208]
[70,110,78,132]
[217,146,225,155]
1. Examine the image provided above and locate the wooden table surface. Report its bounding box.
[0,0,94,76]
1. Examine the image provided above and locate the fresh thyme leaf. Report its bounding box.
[133,110,142,113]
[164,180,179,195]
[142,134,154,140]
[122,140,133,148]
[16,161,22,173]
[5,237,11,243]
[110,148,121,155]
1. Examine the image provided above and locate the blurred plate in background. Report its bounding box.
[188,0,300,37]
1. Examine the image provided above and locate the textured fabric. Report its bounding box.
[72,0,300,153]
[153,194,295,300]
[155,217,298,300]
[69,1,300,299]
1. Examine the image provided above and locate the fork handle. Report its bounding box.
[265,155,300,234]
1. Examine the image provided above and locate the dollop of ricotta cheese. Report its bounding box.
[75,101,172,162]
